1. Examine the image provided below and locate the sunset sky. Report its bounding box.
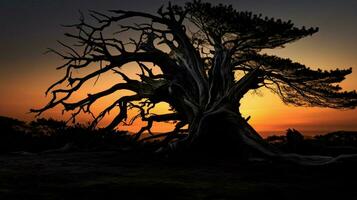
[0,0,356,137]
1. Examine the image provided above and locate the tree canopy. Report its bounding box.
[32,1,357,158]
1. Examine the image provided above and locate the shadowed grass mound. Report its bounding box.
[1,151,357,200]
[1,116,357,199]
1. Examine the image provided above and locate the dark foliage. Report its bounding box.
[0,116,136,153]
[267,129,357,156]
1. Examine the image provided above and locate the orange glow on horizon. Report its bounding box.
[1,11,357,138]
[1,48,357,138]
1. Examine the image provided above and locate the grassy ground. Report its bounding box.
[1,116,356,199]
[1,151,356,200]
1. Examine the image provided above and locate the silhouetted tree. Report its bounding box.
[32,1,357,164]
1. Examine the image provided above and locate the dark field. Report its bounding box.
[1,151,357,200]
[1,116,357,200]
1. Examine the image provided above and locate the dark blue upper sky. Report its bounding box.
[1,0,356,69]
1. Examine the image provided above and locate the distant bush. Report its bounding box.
[266,129,357,156]
[315,131,357,146]
[0,116,135,153]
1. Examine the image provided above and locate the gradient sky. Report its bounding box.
[0,0,356,136]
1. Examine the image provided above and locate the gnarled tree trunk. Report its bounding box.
[167,103,357,165]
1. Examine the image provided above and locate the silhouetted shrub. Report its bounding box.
[0,116,134,153]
